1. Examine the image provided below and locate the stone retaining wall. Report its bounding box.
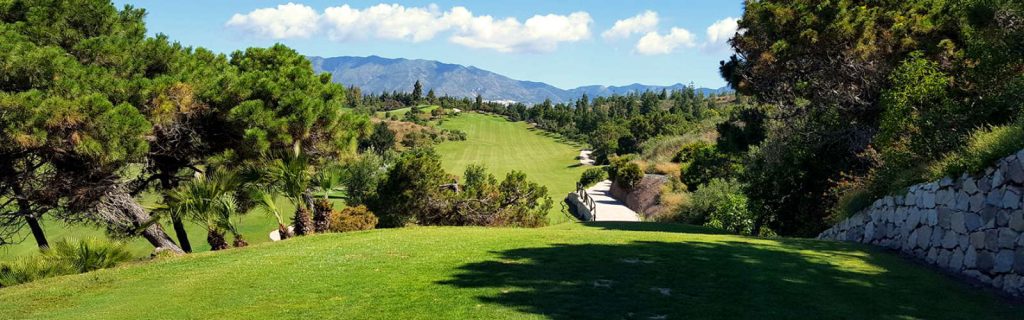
[819,150,1024,297]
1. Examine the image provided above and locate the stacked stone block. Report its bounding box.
[819,150,1024,297]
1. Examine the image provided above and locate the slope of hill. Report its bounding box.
[0,223,1016,319]
[308,56,730,103]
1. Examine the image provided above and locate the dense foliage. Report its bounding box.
[722,0,1024,236]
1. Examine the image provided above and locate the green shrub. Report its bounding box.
[578,167,608,188]
[615,163,644,189]
[329,205,379,233]
[680,179,753,235]
[0,238,131,287]
[929,123,1024,179]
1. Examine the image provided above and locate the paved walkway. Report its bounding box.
[579,150,595,165]
[584,180,640,222]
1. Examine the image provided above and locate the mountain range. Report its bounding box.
[307,55,731,104]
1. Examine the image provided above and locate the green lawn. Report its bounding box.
[0,222,1016,319]
[436,112,589,224]
[374,105,440,118]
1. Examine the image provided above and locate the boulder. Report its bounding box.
[1010,211,1024,232]
[969,193,986,212]
[1015,248,1024,274]
[998,229,1018,249]
[970,231,987,249]
[963,177,979,194]
[1007,159,1024,184]
[1003,187,1022,210]
[995,249,1015,273]
[950,248,965,271]
[986,229,1000,250]
[941,231,959,249]
[952,211,967,233]
[965,246,979,269]
[918,226,934,248]
[964,212,982,232]
[977,250,996,272]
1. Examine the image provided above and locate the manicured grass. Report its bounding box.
[374,105,440,118]
[0,222,1016,319]
[435,112,589,224]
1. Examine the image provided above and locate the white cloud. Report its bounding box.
[706,17,739,45]
[227,3,590,53]
[449,11,592,53]
[602,11,658,39]
[322,3,455,42]
[635,28,696,55]
[225,3,320,39]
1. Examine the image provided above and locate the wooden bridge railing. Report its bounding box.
[575,182,597,221]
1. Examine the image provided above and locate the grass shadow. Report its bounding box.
[439,235,1018,319]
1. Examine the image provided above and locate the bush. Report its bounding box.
[578,167,608,188]
[0,238,132,287]
[680,179,753,235]
[929,123,1024,180]
[615,163,644,189]
[328,205,379,232]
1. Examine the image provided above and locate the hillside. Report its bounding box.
[0,222,1016,319]
[434,113,588,224]
[308,56,730,103]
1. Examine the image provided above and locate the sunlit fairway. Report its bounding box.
[435,112,590,224]
[374,105,440,118]
[0,222,1016,319]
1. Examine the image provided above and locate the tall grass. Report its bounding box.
[0,238,132,287]
[928,122,1024,180]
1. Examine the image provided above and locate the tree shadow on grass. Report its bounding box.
[582,221,730,235]
[439,238,1018,319]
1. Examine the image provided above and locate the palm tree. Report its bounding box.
[257,153,316,236]
[160,169,244,251]
[311,164,345,232]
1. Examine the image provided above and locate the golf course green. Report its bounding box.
[436,112,590,224]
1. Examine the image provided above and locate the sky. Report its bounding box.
[113,1,745,89]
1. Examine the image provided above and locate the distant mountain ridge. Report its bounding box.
[307,55,731,104]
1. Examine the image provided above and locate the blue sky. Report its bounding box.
[113,1,744,89]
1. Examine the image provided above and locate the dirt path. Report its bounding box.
[585,180,639,221]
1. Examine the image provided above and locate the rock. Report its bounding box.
[950,249,965,271]
[919,226,934,248]
[922,191,937,209]
[981,206,998,229]
[937,189,956,208]
[993,168,1006,188]
[979,174,993,193]
[995,250,1015,273]
[941,231,958,249]
[1007,159,1024,184]
[964,177,979,194]
[925,209,939,227]
[927,247,939,264]
[969,193,986,212]
[965,247,979,269]
[986,188,1005,207]
[951,211,967,233]
[999,229,1018,249]
[1003,187,1022,210]
[997,210,1010,227]
[938,207,953,229]
[994,275,1005,289]
[940,177,955,187]
[1016,248,1024,274]
[864,222,876,241]
[964,212,982,232]
[955,191,971,211]
[937,249,952,267]
[1010,211,1024,232]
[970,231,987,249]
[907,208,922,228]
[986,229,1000,250]
[977,250,996,272]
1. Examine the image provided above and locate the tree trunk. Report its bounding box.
[12,184,48,249]
[24,214,48,250]
[160,176,192,253]
[104,188,184,254]
[171,217,192,253]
